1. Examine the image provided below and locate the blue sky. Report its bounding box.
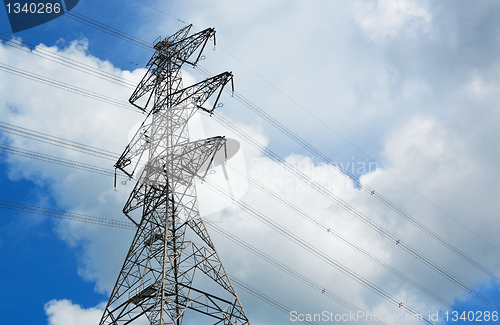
[1,1,500,324]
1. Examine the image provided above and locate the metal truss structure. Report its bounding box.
[99,25,250,325]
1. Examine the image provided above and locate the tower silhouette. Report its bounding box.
[99,25,250,325]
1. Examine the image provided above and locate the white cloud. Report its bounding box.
[2,1,500,324]
[45,299,104,325]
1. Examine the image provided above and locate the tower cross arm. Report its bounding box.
[115,71,233,178]
[101,25,251,325]
[162,27,216,67]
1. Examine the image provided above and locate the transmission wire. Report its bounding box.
[0,8,454,322]
[5,0,493,267]
[0,34,137,89]
[0,201,316,325]
[6,26,498,292]
[204,179,436,324]
[0,142,437,323]
[0,121,119,161]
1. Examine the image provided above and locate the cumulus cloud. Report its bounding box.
[2,1,500,324]
[352,0,432,41]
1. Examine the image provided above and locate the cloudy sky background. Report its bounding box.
[1,0,500,324]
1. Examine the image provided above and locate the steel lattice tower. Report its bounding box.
[99,25,250,325]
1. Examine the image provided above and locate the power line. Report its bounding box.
[1,52,498,307]
[0,195,392,325]
[2,6,472,321]
[0,34,138,89]
[0,137,436,323]
[1,18,498,312]
[5,7,498,275]
[2,116,494,319]
[132,0,187,25]
[5,28,498,294]
[20,0,152,51]
[0,121,119,161]
[63,10,152,50]
[211,113,500,299]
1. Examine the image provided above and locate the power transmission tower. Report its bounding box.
[99,25,250,325]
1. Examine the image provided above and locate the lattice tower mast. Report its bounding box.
[98,25,250,325]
